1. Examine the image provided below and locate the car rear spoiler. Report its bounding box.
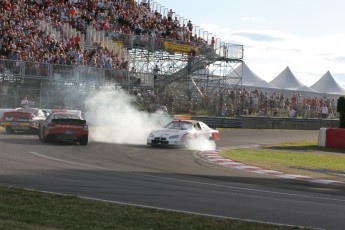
[2,111,32,117]
[52,119,86,125]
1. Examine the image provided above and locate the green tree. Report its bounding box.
[337,96,345,128]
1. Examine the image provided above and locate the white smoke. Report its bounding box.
[187,136,217,151]
[83,88,218,151]
[84,89,172,145]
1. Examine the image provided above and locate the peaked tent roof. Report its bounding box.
[298,85,319,93]
[227,62,278,88]
[310,71,345,95]
[269,66,317,92]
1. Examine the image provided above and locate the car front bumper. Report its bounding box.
[147,137,181,146]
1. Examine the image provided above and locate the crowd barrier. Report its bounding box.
[0,59,154,87]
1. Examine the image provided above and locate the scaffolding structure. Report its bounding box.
[1,1,244,115]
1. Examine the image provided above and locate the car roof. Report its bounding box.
[15,107,40,113]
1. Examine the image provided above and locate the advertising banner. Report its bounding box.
[164,41,199,55]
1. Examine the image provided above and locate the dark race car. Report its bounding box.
[0,107,48,134]
[39,111,89,145]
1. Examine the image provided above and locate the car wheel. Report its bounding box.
[79,136,88,146]
[43,130,52,143]
[5,126,13,134]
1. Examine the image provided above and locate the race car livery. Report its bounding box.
[147,119,220,148]
[0,107,48,133]
[39,111,88,145]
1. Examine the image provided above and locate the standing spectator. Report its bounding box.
[153,64,160,80]
[141,0,148,6]
[223,44,228,57]
[153,64,160,87]
[187,20,193,32]
[321,105,328,118]
[21,96,29,108]
[167,9,174,21]
[210,37,215,50]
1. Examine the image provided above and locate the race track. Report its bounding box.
[0,128,344,230]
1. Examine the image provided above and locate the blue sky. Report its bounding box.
[154,0,345,88]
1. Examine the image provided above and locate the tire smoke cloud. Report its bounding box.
[84,89,172,145]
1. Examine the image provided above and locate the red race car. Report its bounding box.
[0,107,48,134]
[39,111,89,145]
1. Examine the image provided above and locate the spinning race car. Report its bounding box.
[39,110,89,145]
[147,119,220,149]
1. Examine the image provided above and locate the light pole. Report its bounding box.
[199,28,204,40]
[203,31,208,43]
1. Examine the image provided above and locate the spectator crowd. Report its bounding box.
[0,0,205,71]
[0,0,341,119]
[156,87,339,119]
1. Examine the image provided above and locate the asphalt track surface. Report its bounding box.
[0,128,344,230]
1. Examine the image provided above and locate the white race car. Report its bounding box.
[147,119,220,148]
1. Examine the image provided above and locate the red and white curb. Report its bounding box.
[199,149,345,187]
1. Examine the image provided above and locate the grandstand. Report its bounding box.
[1,0,337,119]
[0,0,244,113]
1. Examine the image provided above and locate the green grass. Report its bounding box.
[263,140,345,153]
[0,186,306,230]
[220,141,345,181]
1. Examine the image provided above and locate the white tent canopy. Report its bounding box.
[297,85,319,93]
[310,71,345,95]
[269,66,316,91]
[226,62,278,89]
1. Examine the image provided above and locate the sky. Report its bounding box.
[154,0,345,88]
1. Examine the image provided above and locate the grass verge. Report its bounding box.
[220,140,345,181]
[0,186,308,230]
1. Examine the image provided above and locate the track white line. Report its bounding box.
[29,151,345,202]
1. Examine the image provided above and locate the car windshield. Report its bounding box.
[164,121,193,130]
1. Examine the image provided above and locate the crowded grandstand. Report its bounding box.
[0,0,342,119]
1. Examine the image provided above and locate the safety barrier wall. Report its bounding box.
[77,114,339,130]
[187,116,338,130]
[240,116,338,130]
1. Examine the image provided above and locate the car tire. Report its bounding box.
[5,126,13,134]
[43,130,52,143]
[79,136,88,146]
